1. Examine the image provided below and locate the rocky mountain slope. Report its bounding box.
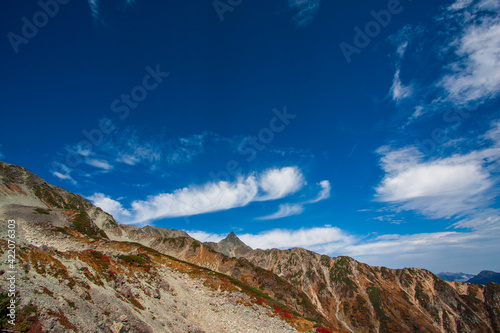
[204,228,500,332]
[1,160,500,333]
[0,161,321,332]
[243,247,500,332]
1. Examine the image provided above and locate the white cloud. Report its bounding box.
[185,226,356,252]
[256,167,305,201]
[448,0,474,10]
[130,176,260,223]
[390,69,413,103]
[406,106,425,124]
[239,226,356,251]
[256,179,330,220]
[184,230,225,243]
[388,1,500,124]
[257,204,304,220]
[375,121,500,218]
[88,193,131,218]
[104,130,212,169]
[288,0,322,27]
[341,214,500,273]
[51,162,76,185]
[52,172,76,184]
[86,158,113,171]
[438,14,500,106]
[477,0,500,10]
[307,180,331,203]
[100,167,304,224]
[387,30,415,105]
[484,120,500,146]
[117,153,140,166]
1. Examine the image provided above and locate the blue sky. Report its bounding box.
[1,0,500,274]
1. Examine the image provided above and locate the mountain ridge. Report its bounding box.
[467,270,500,285]
[1,160,500,332]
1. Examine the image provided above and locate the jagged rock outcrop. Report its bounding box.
[204,231,252,258]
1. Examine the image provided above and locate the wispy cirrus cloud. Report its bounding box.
[86,0,137,23]
[288,0,322,27]
[390,69,413,104]
[307,180,331,203]
[51,129,232,183]
[388,0,500,124]
[85,158,113,171]
[437,13,500,106]
[51,162,76,185]
[257,180,331,220]
[257,204,304,220]
[106,129,208,168]
[89,166,306,224]
[386,26,418,106]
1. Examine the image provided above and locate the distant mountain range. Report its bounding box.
[1,159,500,332]
[438,271,500,284]
[437,272,476,282]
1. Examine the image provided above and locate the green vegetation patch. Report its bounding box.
[320,255,330,267]
[72,211,108,240]
[0,294,42,332]
[118,254,148,265]
[367,285,389,322]
[190,240,201,251]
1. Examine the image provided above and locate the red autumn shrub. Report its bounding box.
[254,298,264,305]
[283,313,293,319]
[108,270,117,277]
[316,328,333,333]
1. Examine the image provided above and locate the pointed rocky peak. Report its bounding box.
[225,231,239,242]
[216,231,252,258]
